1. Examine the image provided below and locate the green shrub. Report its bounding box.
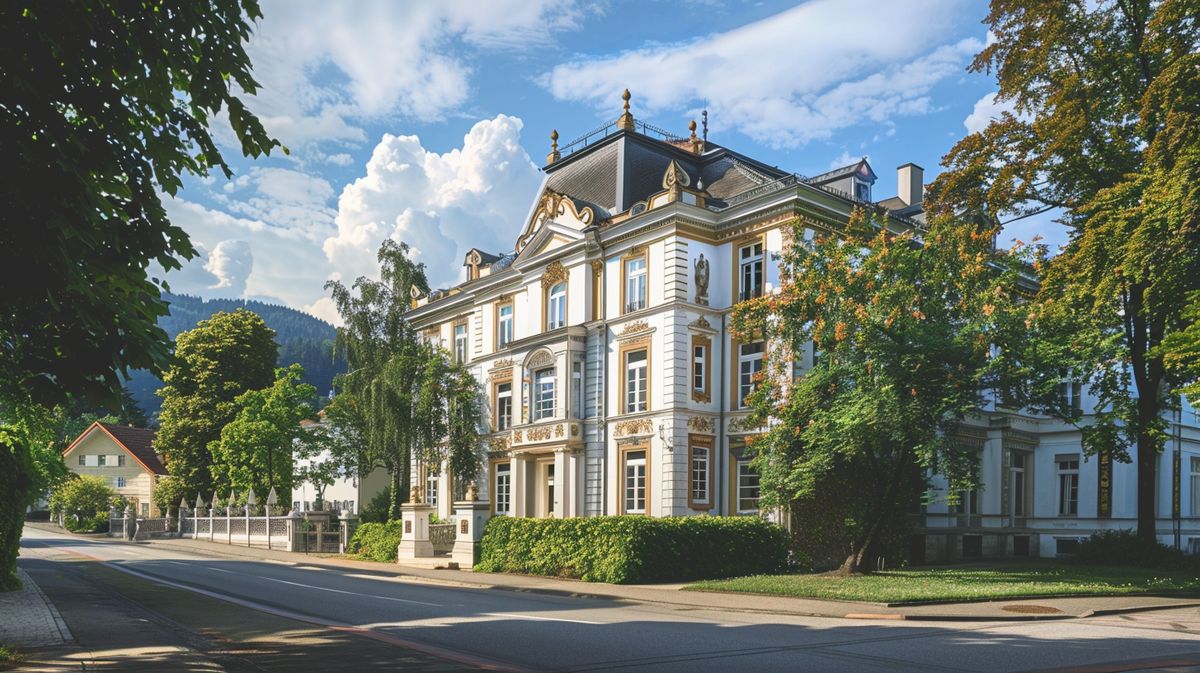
[1072,529,1192,569]
[347,520,404,562]
[477,515,793,584]
[49,475,122,533]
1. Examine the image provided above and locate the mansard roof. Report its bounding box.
[808,158,877,185]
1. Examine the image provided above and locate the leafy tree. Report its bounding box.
[157,310,277,498]
[933,0,1200,542]
[326,241,482,520]
[731,210,1029,574]
[1158,291,1200,405]
[210,364,316,497]
[296,392,373,511]
[152,475,190,519]
[49,475,123,533]
[0,1,280,409]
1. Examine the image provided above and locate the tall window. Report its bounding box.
[738,342,765,408]
[694,344,707,394]
[497,303,513,348]
[98,454,107,466]
[114,476,126,488]
[1059,371,1082,411]
[690,443,710,507]
[624,450,647,514]
[547,282,566,330]
[533,368,555,420]
[736,461,760,513]
[494,463,511,515]
[625,349,648,413]
[1057,456,1079,516]
[454,322,468,363]
[427,471,439,507]
[78,455,85,466]
[624,256,647,313]
[495,382,513,431]
[738,240,764,301]
[1011,452,1027,518]
[117,454,125,467]
[1190,456,1200,517]
[571,358,584,419]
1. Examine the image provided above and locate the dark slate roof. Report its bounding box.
[809,159,876,185]
[546,141,620,212]
[99,423,166,475]
[474,250,502,264]
[490,252,516,272]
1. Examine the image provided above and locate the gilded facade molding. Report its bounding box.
[541,260,568,289]
[614,418,654,437]
[687,416,715,433]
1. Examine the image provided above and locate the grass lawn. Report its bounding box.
[686,563,1200,604]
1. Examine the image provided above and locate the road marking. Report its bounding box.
[485,612,604,625]
[251,574,442,607]
[207,566,234,574]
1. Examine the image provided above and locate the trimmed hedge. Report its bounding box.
[477,515,792,584]
[346,520,404,562]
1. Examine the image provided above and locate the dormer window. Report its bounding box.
[855,180,871,202]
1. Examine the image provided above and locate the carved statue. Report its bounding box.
[694,253,710,306]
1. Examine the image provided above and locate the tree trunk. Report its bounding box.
[388,469,401,521]
[1135,400,1160,545]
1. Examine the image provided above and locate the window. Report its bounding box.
[454,322,468,363]
[141,502,149,517]
[98,454,107,466]
[952,490,978,515]
[690,334,712,404]
[497,303,513,348]
[547,282,566,330]
[571,358,584,419]
[1190,456,1200,517]
[114,476,125,488]
[624,450,647,514]
[624,255,647,313]
[78,455,85,466]
[736,461,760,513]
[117,454,125,467]
[1059,371,1082,412]
[689,440,711,507]
[855,180,871,202]
[1012,452,1027,518]
[1057,456,1080,516]
[495,381,513,431]
[625,349,648,413]
[737,240,764,301]
[427,471,439,507]
[494,463,511,515]
[737,342,765,408]
[533,368,555,421]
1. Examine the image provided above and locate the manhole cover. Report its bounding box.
[1002,604,1063,614]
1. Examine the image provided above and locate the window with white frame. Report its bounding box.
[736,460,760,513]
[1191,456,1200,517]
[738,342,765,408]
[738,240,764,301]
[497,303,513,347]
[624,256,647,313]
[1011,452,1028,518]
[547,282,566,330]
[496,381,512,431]
[690,444,710,506]
[454,322,468,363]
[98,455,107,466]
[625,349,648,413]
[693,343,707,394]
[572,358,584,419]
[1058,371,1082,412]
[533,368,555,421]
[624,450,647,514]
[426,471,439,507]
[494,463,511,515]
[1057,456,1080,516]
[112,476,125,488]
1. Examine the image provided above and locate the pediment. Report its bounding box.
[515,188,603,255]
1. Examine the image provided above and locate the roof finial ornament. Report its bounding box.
[616,88,635,131]
[701,109,708,141]
[688,119,703,154]
[546,129,560,166]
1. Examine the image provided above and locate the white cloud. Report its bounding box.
[540,0,981,148]
[963,91,1016,134]
[205,240,254,296]
[323,114,542,288]
[829,150,861,170]
[241,0,584,150]
[214,167,336,241]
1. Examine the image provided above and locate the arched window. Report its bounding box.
[547,282,566,330]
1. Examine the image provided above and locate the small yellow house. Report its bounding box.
[62,422,167,517]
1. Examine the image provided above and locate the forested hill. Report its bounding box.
[125,293,345,422]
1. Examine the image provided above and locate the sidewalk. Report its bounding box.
[0,568,72,650]
[44,524,1200,622]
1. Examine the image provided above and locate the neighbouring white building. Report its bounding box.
[292,413,390,515]
[401,92,1200,561]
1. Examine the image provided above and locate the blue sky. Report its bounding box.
[161,0,1059,324]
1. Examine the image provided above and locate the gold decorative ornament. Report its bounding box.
[615,418,654,437]
[616,89,634,130]
[619,320,651,336]
[687,416,715,433]
[546,129,560,166]
[541,260,568,289]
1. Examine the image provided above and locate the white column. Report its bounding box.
[511,454,529,517]
[553,449,569,518]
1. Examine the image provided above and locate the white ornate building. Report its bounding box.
[408,92,1200,561]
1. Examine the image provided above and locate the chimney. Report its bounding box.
[897,163,924,206]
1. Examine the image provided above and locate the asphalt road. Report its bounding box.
[18,526,1200,672]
